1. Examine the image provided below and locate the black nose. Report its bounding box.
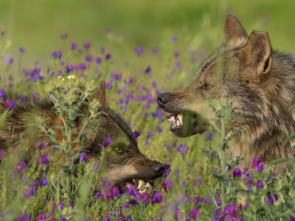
[157,93,172,108]
[152,162,166,175]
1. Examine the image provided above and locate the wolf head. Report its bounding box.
[157,15,295,141]
[0,82,165,192]
[76,82,166,192]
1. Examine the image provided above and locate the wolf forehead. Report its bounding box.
[96,107,138,150]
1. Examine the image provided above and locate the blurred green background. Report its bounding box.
[1,0,295,61]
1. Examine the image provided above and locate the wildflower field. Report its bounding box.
[1,0,295,220]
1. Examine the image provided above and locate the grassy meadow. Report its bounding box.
[1,0,295,220]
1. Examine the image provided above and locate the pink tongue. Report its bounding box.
[125,182,134,188]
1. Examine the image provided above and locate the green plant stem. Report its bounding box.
[220,118,226,213]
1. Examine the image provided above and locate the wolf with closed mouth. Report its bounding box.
[157,14,295,169]
[0,81,165,192]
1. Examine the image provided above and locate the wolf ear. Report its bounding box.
[224,14,248,47]
[91,81,108,108]
[237,31,272,76]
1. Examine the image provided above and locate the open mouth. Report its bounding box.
[166,110,208,137]
[117,178,154,193]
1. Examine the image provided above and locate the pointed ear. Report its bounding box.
[224,14,248,47]
[237,31,272,76]
[91,81,107,108]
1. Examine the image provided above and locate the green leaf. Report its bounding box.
[283,133,295,146]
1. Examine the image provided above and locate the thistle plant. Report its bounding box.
[35,75,101,219]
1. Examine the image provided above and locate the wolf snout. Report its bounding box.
[152,161,166,175]
[157,93,173,108]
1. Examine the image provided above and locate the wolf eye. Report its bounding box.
[114,143,126,154]
[201,83,212,90]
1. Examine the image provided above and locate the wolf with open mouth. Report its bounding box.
[0,82,165,192]
[157,14,295,168]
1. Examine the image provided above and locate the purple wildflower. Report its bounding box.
[23,189,32,198]
[101,46,105,54]
[267,194,274,204]
[150,190,163,204]
[147,131,153,138]
[4,100,16,111]
[95,57,102,64]
[177,144,189,156]
[233,167,242,178]
[145,65,151,74]
[96,189,104,200]
[203,133,215,141]
[93,163,99,172]
[105,81,113,89]
[36,140,45,150]
[70,42,78,50]
[18,162,26,171]
[189,208,200,219]
[197,178,203,186]
[52,51,62,59]
[16,214,30,221]
[19,48,25,54]
[37,213,47,221]
[85,54,93,62]
[216,198,222,206]
[61,217,68,221]
[1,31,6,36]
[60,33,68,39]
[39,177,48,187]
[30,180,37,188]
[161,182,168,192]
[182,181,186,190]
[105,28,112,35]
[135,47,144,56]
[104,137,112,147]
[112,72,121,81]
[171,35,177,42]
[174,50,179,58]
[151,48,158,55]
[224,203,237,217]
[59,201,64,210]
[105,188,113,200]
[195,196,203,206]
[105,53,112,60]
[80,152,87,162]
[4,55,14,65]
[256,180,264,189]
[198,52,206,58]
[166,179,173,189]
[134,130,140,139]
[252,157,264,173]
[33,92,40,99]
[84,42,91,49]
[144,139,150,146]
[103,216,110,221]
[161,163,171,178]
[0,89,5,99]
[175,61,181,69]
[39,154,49,164]
[157,126,163,133]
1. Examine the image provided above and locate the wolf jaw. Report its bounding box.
[158,92,209,137]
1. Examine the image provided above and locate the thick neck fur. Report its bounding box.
[232,51,295,167]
